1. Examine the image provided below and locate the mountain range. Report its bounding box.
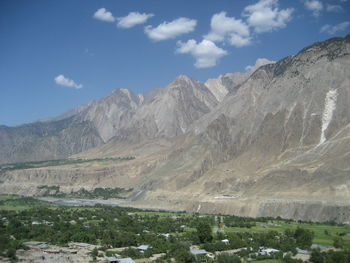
[1,35,350,223]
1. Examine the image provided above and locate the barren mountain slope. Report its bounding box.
[126,35,350,221]
[1,36,350,222]
[116,75,219,141]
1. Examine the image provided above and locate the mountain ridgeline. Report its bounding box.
[1,35,350,223]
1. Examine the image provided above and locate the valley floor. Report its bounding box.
[0,195,350,263]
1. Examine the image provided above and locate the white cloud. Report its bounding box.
[243,0,293,33]
[245,58,275,72]
[93,8,115,22]
[204,12,251,47]
[229,34,252,47]
[117,12,154,29]
[176,39,228,68]
[326,4,343,12]
[304,0,323,16]
[54,75,83,89]
[320,21,350,35]
[145,17,197,41]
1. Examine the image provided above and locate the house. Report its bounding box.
[38,244,49,250]
[118,258,135,263]
[69,242,92,249]
[221,239,229,245]
[311,244,329,251]
[106,257,119,263]
[137,245,151,251]
[77,243,90,248]
[190,249,208,256]
[296,248,310,255]
[257,248,279,256]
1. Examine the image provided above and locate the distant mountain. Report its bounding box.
[0,117,103,164]
[1,35,350,222]
[0,88,141,164]
[0,69,244,164]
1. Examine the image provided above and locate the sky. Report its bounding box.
[0,0,349,126]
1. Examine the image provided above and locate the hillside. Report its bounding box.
[1,35,350,222]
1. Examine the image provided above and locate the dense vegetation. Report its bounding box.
[0,156,135,172]
[37,185,133,199]
[0,196,349,262]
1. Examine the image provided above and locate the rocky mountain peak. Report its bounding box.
[108,88,141,106]
[169,75,198,88]
[204,58,275,102]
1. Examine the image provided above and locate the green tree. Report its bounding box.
[169,243,194,263]
[283,254,303,263]
[294,227,314,249]
[310,250,323,263]
[174,247,195,263]
[196,221,213,243]
[333,237,344,249]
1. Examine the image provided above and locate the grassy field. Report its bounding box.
[0,195,18,201]
[0,156,135,172]
[225,220,350,248]
[0,195,51,211]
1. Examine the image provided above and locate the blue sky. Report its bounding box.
[0,0,349,126]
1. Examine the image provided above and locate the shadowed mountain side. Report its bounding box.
[0,118,103,164]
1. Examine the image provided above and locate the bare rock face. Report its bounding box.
[119,75,219,140]
[78,88,141,142]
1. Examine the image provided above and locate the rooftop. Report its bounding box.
[190,249,208,255]
[119,258,135,263]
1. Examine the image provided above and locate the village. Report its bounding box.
[9,239,317,263]
[0,196,349,263]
